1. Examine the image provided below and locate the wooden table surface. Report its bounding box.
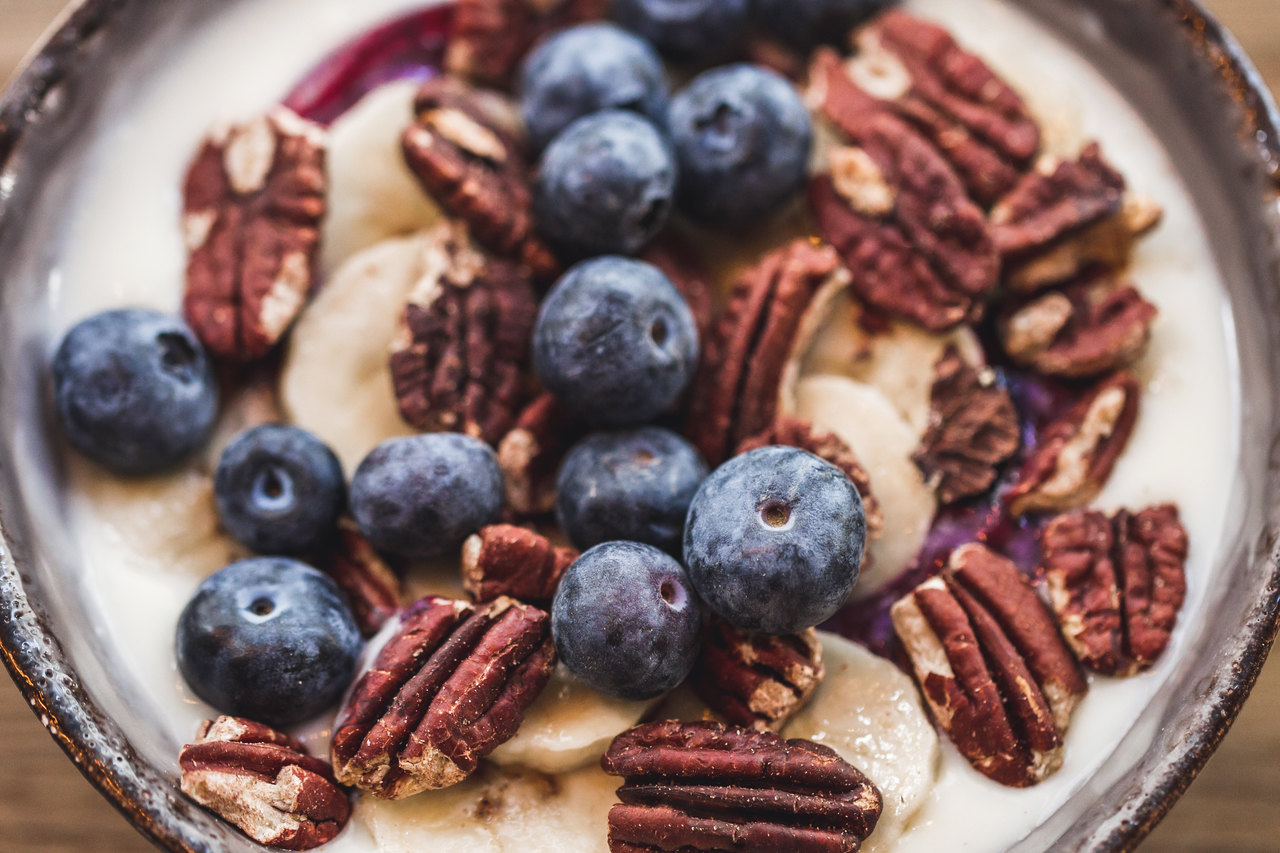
[1,1,1279,850]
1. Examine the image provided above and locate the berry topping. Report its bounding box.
[214,425,346,556]
[684,446,866,634]
[533,256,699,427]
[668,64,812,226]
[349,433,504,559]
[614,0,751,61]
[175,557,362,727]
[52,308,218,476]
[551,541,703,700]
[556,427,709,554]
[753,0,895,50]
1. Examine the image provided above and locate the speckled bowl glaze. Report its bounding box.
[1,2,1279,851]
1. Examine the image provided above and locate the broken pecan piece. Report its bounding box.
[1041,505,1188,676]
[181,716,350,850]
[913,345,1021,504]
[602,720,882,853]
[999,275,1157,379]
[1007,372,1141,517]
[319,518,402,637]
[447,0,608,86]
[461,524,578,604]
[690,620,825,732]
[496,392,585,516]
[331,595,555,798]
[183,109,326,361]
[388,223,539,445]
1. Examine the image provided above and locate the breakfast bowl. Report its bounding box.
[1,1,1279,851]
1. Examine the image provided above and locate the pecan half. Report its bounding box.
[496,392,585,516]
[447,0,608,86]
[388,223,538,444]
[999,275,1157,379]
[685,240,848,465]
[183,109,326,361]
[461,524,578,604]
[331,595,555,798]
[602,720,882,853]
[913,345,1021,504]
[738,417,883,538]
[690,620,825,732]
[181,716,350,850]
[319,518,402,637]
[1041,505,1188,676]
[1007,372,1141,517]
[402,77,556,278]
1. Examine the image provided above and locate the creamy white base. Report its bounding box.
[40,0,1239,851]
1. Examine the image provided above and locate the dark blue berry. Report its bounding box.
[557,427,708,554]
[668,64,812,226]
[51,308,217,475]
[533,257,698,427]
[175,557,362,727]
[753,0,894,49]
[520,23,669,153]
[214,425,345,556]
[551,541,702,700]
[614,0,750,61]
[534,110,676,258]
[683,446,865,634]
[349,433,503,559]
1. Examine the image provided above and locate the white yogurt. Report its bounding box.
[40,0,1240,851]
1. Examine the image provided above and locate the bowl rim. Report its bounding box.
[1,1,1279,852]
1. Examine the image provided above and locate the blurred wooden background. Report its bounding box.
[0,0,1277,850]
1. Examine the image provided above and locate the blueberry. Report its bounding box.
[614,0,750,61]
[349,433,503,559]
[534,110,676,258]
[753,0,894,50]
[521,23,669,153]
[683,446,865,634]
[557,427,708,554]
[214,425,345,556]
[668,64,812,226]
[533,257,698,427]
[51,308,217,475]
[175,557,362,727]
[551,541,702,700]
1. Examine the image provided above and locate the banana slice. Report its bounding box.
[783,632,939,853]
[794,375,936,595]
[322,80,445,275]
[490,664,655,774]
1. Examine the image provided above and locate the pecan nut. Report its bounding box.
[319,517,402,637]
[388,223,539,445]
[998,275,1157,379]
[461,524,578,604]
[331,595,555,798]
[690,619,825,733]
[180,716,350,850]
[1007,372,1141,516]
[496,392,585,516]
[641,236,718,350]
[913,345,1021,504]
[685,239,848,465]
[183,109,326,361]
[447,0,609,86]
[1041,505,1188,676]
[602,720,882,853]
[738,417,883,538]
[402,76,557,278]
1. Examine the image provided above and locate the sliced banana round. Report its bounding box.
[322,80,445,275]
[793,375,937,595]
[783,632,939,853]
[489,664,656,774]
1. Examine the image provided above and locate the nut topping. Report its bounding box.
[496,392,585,517]
[602,720,882,853]
[180,716,350,850]
[461,524,578,604]
[690,620,825,733]
[447,0,609,86]
[913,345,1021,504]
[183,109,326,361]
[318,518,402,637]
[641,236,718,350]
[1007,372,1141,517]
[388,223,539,445]
[331,595,555,798]
[1041,505,1188,676]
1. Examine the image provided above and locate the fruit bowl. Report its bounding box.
[1,1,1279,851]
